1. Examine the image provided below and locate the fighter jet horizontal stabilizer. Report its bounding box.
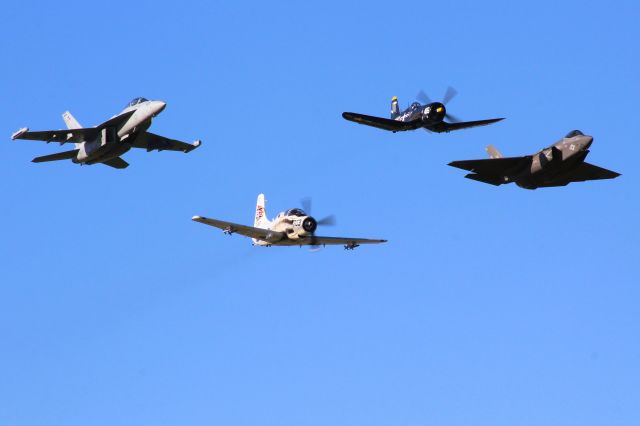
[32,149,79,163]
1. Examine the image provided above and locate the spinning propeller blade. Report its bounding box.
[416,90,432,104]
[445,112,461,123]
[442,86,458,105]
[300,197,337,250]
[301,197,312,215]
[417,86,462,122]
[317,215,336,226]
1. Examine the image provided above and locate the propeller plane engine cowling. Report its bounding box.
[282,215,317,240]
[302,217,317,234]
[422,103,446,123]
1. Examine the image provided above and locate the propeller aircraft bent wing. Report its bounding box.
[342,86,504,134]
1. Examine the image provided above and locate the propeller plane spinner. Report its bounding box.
[11,97,201,168]
[192,194,387,250]
[342,87,504,134]
[448,130,620,189]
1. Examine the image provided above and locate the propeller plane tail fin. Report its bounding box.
[390,96,400,119]
[254,193,271,229]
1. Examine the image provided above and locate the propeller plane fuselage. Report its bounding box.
[392,101,448,129]
[259,208,318,246]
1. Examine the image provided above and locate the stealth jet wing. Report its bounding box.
[534,162,621,187]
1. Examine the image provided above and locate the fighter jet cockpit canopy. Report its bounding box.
[285,208,307,217]
[565,130,584,138]
[126,97,149,108]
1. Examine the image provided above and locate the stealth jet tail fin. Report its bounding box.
[390,96,400,119]
[486,145,503,159]
[254,193,271,229]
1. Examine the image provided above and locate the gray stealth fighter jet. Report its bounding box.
[11,97,201,168]
[448,130,620,189]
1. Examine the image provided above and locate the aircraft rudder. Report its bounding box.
[62,111,82,129]
[254,193,269,228]
[486,145,503,159]
[390,96,400,119]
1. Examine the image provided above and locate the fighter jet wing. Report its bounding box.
[537,162,621,187]
[429,118,504,133]
[102,157,129,169]
[342,112,418,132]
[301,236,388,246]
[11,127,98,144]
[192,216,282,241]
[11,110,137,143]
[132,131,202,153]
[448,156,529,176]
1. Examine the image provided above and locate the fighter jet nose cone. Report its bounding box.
[583,136,593,149]
[151,101,166,116]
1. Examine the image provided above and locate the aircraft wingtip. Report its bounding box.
[11,127,28,140]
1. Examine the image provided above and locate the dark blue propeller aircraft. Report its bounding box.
[342,87,504,133]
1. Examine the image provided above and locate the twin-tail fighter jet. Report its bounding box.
[448,130,620,189]
[192,194,387,250]
[342,87,504,133]
[11,97,201,169]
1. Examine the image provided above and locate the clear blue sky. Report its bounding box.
[1,1,638,425]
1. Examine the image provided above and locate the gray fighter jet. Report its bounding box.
[11,97,201,168]
[448,130,620,189]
